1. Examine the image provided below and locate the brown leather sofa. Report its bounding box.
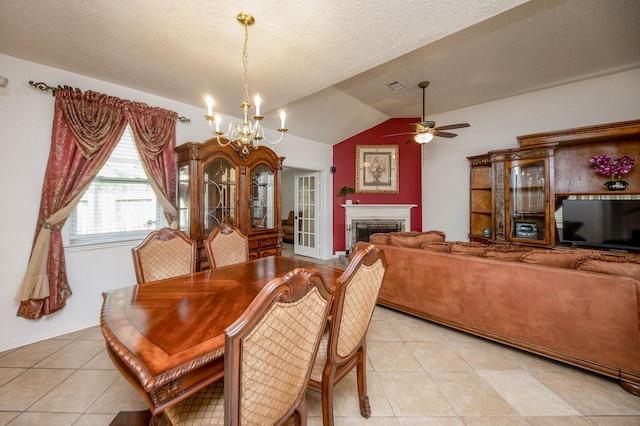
[282,211,294,243]
[354,232,640,396]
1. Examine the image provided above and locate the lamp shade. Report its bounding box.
[414,132,434,144]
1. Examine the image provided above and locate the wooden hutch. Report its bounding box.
[175,139,284,269]
[469,119,640,250]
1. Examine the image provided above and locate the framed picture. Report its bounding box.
[356,145,399,193]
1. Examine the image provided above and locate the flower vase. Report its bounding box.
[605,180,627,191]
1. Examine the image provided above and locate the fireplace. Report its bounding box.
[354,219,404,244]
[342,204,417,252]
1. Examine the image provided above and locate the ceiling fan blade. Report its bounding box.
[434,131,458,138]
[435,123,470,131]
[383,132,416,137]
[411,120,435,130]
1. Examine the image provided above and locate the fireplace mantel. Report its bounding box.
[342,204,417,250]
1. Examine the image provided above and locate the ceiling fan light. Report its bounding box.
[414,132,434,144]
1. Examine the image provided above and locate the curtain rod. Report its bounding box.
[28,80,191,123]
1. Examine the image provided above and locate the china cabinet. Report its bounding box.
[175,139,283,268]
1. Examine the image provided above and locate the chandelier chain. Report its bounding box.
[242,21,250,105]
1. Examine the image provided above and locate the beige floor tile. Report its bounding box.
[462,417,531,426]
[367,320,403,342]
[0,368,73,411]
[86,376,149,414]
[503,346,579,373]
[53,328,91,340]
[590,416,640,425]
[0,339,70,368]
[367,342,421,372]
[390,318,446,342]
[478,370,581,416]
[0,411,19,426]
[429,370,517,416]
[526,416,596,425]
[5,412,80,425]
[81,348,116,370]
[408,342,472,372]
[28,369,120,413]
[451,340,523,371]
[397,418,465,426]
[78,326,106,341]
[73,413,117,426]
[0,367,26,387]
[377,371,456,417]
[34,339,106,369]
[531,369,640,416]
[372,306,407,321]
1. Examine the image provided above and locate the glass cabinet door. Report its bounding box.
[508,159,547,242]
[178,165,190,234]
[250,164,275,231]
[203,158,237,237]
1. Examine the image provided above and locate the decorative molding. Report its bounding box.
[494,162,506,240]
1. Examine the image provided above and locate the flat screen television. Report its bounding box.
[561,199,640,252]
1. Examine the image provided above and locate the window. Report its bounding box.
[69,125,162,244]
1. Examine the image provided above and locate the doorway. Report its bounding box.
[293,171,320,258]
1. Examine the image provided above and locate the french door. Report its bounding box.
[294,172,320,258]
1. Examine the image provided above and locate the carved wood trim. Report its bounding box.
[517,119,640,147]
[493,162,505,240]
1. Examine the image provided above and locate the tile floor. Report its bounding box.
[1,247,639,425]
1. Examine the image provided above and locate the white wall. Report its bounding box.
[0,54,333,351]
[421,68,640,241]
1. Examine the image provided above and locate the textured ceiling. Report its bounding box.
[1,0,639,144]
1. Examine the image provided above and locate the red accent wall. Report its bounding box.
[332,118,422,252]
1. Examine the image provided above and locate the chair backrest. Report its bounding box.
[330,244,387,361]
[224,268,334,425]
[204,224,249,268]
[131,228,197,284]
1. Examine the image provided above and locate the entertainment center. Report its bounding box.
[468,119,640,254]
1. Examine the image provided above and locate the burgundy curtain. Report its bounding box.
[127,102,178,224]
[17,87,178,319]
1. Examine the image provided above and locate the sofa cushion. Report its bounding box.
[483,246,532,261]
[449,241,488,256]
[520,249,597,269]
[571,256,640,281]
[389,231,446,248]
[369,233,391,245]
[421,242,452,252]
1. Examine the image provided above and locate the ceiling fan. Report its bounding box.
[384,81,470,144]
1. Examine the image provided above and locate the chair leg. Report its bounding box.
[295,398,307,426]
[356,347,371,418]
[321,369,336,426]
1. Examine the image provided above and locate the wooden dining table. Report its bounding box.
[100,256,344,419]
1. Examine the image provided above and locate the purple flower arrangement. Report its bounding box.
[590,155,636,178]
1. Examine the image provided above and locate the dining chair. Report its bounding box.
[204,223,250,268]
[308,244,387,426]
[131,227,197,284]
[160,267,334,426]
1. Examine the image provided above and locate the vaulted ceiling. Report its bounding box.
[1,0,639,144]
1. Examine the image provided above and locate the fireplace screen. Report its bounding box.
[351,219,404,248]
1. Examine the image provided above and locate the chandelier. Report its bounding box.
[204,12,287,157]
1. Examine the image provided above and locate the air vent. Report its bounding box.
[386,81,405,91]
